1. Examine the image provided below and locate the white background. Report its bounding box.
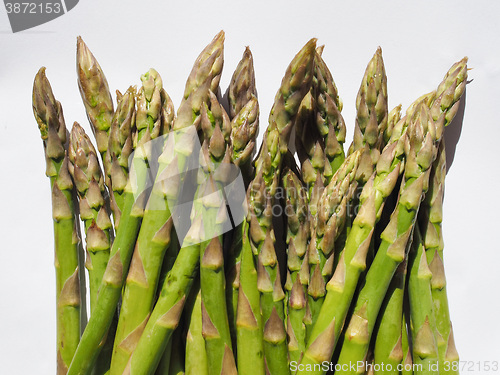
[1,1,499,373]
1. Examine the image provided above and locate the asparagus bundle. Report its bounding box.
[34,34,468,375]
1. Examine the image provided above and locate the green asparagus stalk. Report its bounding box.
[401,314,413,375]
[125,175,229,374]
[107,87,137,229]
[351,47,388,184]
[225,95,259,343]
[335,103,437,375]
[154,232,182,375]
[199,94,236,375]
[201,231,237,375]
[313,50,346,180]
[419,140,459,375]
[167,327,186,375]
[228,47,257,121]
[236,218,265,375]
[228,48,259,185]
[290,51,348,344]
[247,38,316,375]
[388,93,436,147]
[389,57,466,149]
[408,226,439,375]
[282,167,310,364]
[384,104,402,146]
[307,151,360,336]
[33,68,83,374]
[77,37,114,179]
[68,124,116,375]
[182,30,225,103]
[429,57,468,130]
[109,69,177,375]
[68,123,112,310]
[294,90,323,200]
[225,47,259,354]
[154,340,172,375]
[293,92,328,337]
[185,282,208,375]
[297,129,406,375]
[294,49,346,207]
[134,69,173,149]
[372,260,408,375]
[365,357,375,375]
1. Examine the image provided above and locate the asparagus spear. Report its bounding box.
[335,103,437,375]
[154,241,183,375]
[228,48,259,185]
[408,226,439,375]
[185,281,208,375]
[167,327,186,375]
[307,151,361,337]
[134,69,173,148]
[372,260,407,375]
[291,51,347,342]
[227,46,257,121]
[68,123,117,375]
[225,47,259,354]
[109,69,177,375]
[419,140,459,375]
[68,123,112,311]
[107,87,137,229]
[294,90,324,200]
[125,155,230,374]
[297,129,405,375]
[182,30,225,103]
[384,104,402,146]
[77,37,114,179]
[388,93,436,147]
[247,38,316,375]
[198,94,236,375]
[401,313,414,375]
[430,57,468,129]
[294,49,346,206]
[351,47,388,184]
[282,167,310,364]
[236,218,265,375]
[389,57,466,147]
[33,68,83,374]
[313,50,346,180]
